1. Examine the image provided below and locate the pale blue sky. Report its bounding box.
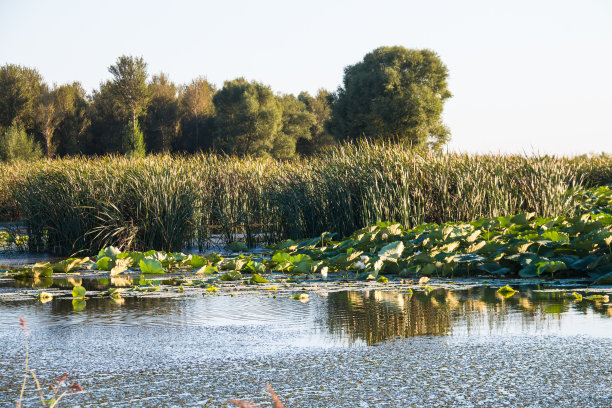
[1,0,610,155]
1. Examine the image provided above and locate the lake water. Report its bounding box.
[1,284,612,407]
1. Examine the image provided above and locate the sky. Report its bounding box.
[1,0,611,155]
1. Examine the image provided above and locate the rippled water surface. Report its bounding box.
[2,285,612,406]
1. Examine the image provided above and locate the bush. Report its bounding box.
[0,125,42,162]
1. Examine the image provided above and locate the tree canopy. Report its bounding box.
[329,46,452,149]
[213,78,282,157]
[0,47,454,161]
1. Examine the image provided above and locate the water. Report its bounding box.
[1,285,612,406]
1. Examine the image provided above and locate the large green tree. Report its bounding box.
[212,78,281,156]
[273,94,316,159]
[178,77,215,151]
[107,56,149,155]
[329,46,452,149]
[54,82,89,156]
[297,89,336,155]
[143,73,179,153]
[0,64,44,133]
[36,83,86,157]
[87,80,125,155]
[108,56,150,128]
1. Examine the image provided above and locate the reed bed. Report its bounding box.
[1,143,611,255]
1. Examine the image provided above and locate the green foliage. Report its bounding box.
[296,89,336,155]
[273,94,316,159]
[143,73,180,153]
[4,144,612,255]
[177,77,215,151]
[139,257,164,274]
[213,78,282,157]
[108,55,150,127]
[72,285,86,298]
[329,46,452,149]
[122,119,146,157]
[0,124,42,162]
[0,64,43,131]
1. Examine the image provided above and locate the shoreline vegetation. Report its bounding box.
[0,143,610,255]
[0,143,611,284]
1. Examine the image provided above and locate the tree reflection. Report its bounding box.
[325,287,612,345]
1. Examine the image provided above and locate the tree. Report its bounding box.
[0,124,42,162]
[212,78,282,156]
[122,119,146,157]
[36,83,82,157]
[143,73,179,153]
[108,55,149,154]
[0,64,44,133]
[329,46,452,149]
[273,94,316,159]
[178,77,215,151]
[297,89,336,155]
[86,80,125,155]
[54,82,90,156]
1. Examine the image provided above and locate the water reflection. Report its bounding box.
[1,285,611,345]
[324,287,612,345]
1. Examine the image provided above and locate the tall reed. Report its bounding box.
[2,143,611,255]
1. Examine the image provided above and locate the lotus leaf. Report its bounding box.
[97,246,121,261]
[206,253,224,265]
[497,285,516,297]
[96,257,115,271]
[139,258,164,274]
[36,292,53,303]
[185,255,206,268]
[31,262,53,277]
[52,257,88,273]
[72,285,86,298]
[535,260,567,276]
[251,273,269,283]
[220,271,242,281]
[195,265,218,275]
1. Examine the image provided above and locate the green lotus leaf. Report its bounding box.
[206,253,224,265]
[31,262,53,277]
[251,273,269,283]
[72,285,86,298]
[452,253,485,264]
[539,231,569,243]
[220,271,242,281]
[185,255,206,268]
[36,292,53,303]
[139,258,164,274]
[96,256,116,271]
[419,263,437,276]
[52,257,88,273]
[497,285,516,298]
[117,251,144,267]
[535,260,567,276]
[475,263,512,275]
[97,246,121,261]
[272,252,292,264]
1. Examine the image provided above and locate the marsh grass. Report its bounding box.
[2,143,611,255]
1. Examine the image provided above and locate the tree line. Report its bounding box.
[0,46,451,161]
